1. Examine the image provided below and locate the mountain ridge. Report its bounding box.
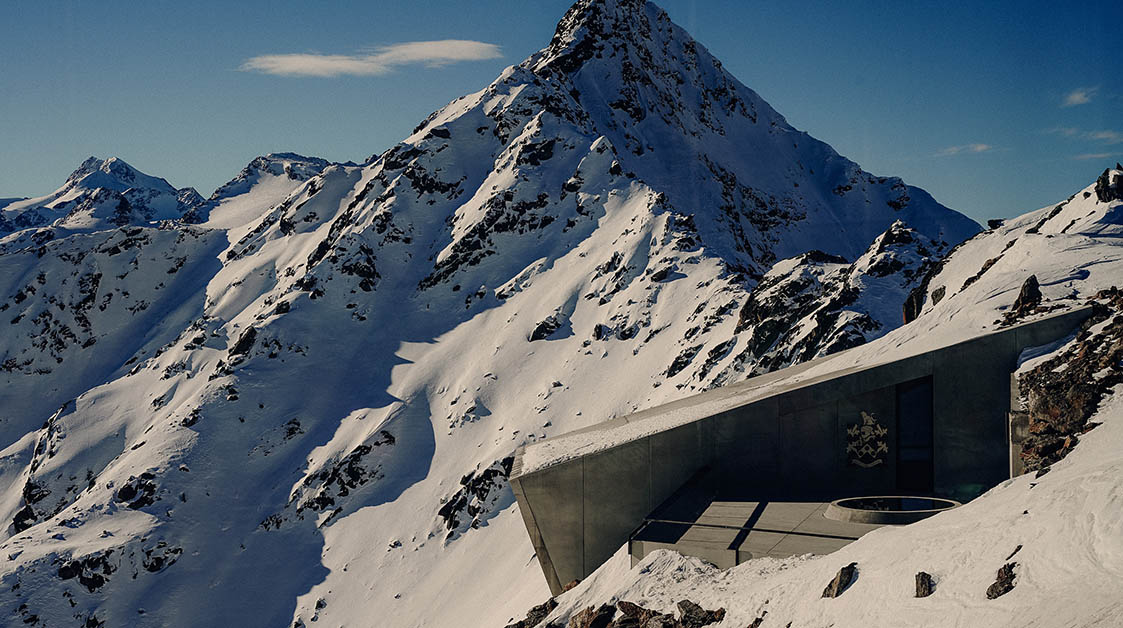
[2,2,1114,628]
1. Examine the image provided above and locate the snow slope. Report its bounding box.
[10,2,1116,628]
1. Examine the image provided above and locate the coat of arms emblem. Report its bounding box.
[845,411,888,468]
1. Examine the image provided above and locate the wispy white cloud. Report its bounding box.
[1087,130,1123,144]
[240,40,502,77]
[1062,86,1098,107]
[935,143,994,157]
[1045,126,1080,137]
[1045,126,1123,145]
[1073,152,1122,161]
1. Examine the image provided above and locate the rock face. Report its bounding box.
[568,604,616,628]
[1018,288,1123,471]
[1094,167,1123,203]
[822,562,859,598]
[508,598,725,628]
[437,455,515,539]
[1011,275,1042,314]
[1002,274,1048,324]
[674,600,725,627]
[915,571,935,597]
[985,562,1018,599]
[720,221,950,383]
[506,598,559,628]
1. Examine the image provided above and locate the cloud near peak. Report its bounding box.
[1062,86,1098,107]
[935,143,994,157]
[240,40,502,77]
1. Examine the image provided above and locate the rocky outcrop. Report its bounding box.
[915,571,935,597]
[1002,274,1052,325]
[1018,288,1123,471]
[567,600,724,628]
[568,604,616,628]
[510,598,725,628]
[674,600,725,627]
[437,456,515,539]
[1094,168,1122,204]
[505,598,559,628]
[721,221,946,381]
[531,314,566,341]
[985,562,1017,599]
[1011,275,1042,313]
[822,562,859,598]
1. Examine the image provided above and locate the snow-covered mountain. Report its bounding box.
[521,166,1123,628]
[181,153,335,228]
[0,157,204,236]
[3,1,1116,626]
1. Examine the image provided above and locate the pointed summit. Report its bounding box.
[537,0,652,74]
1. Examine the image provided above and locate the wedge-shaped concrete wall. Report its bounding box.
[512,308,1093,594]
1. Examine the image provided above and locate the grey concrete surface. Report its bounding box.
[511,307,1094,594]
[629,500,887,568]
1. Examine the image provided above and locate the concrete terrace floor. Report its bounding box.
[630,498,886,568]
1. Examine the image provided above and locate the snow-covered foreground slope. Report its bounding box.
[540,379,1122,628]
[521,169,1123,628]
[2,0,1116,626]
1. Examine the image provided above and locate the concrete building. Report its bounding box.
[510,308,1093,594]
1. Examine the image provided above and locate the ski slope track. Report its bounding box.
[0,0,1118,626]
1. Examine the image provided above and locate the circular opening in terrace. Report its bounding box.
[825,496,961,525]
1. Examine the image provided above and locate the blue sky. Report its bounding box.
[1,0,1119,222]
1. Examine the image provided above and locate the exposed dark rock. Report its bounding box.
[531,315,565,341]
[57,550,116,592]
[1019,288,1123,471]
[142,542,183,573]
[12,504,37,533]
[505,598,558,628]
[550,600,727,628]
[229,327,257,356]
[676,600,725,627]
[292,430,395,517]
[822,562,858,598]
[902,285,926,324]
[987,219,1005,230]
[985,562,1017,599]
[1026,204,1066,234]
[915,571,935,597]
[1011,275,1041,316]
[114,472,158,509]
[961,256,1001,291]
[666,344,703,377]
[568,604,615,628]
[1094,168,1122,204]
[438,455,515,538]
[613,601,673,627]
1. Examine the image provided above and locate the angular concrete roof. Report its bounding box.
[514,306,1094,477]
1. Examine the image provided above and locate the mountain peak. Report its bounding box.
[61,155,168,196]
[537,0,654,74]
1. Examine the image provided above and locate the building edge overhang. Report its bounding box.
[511,305,1096,481]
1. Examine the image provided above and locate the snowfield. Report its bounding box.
[0,0,1120,626]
